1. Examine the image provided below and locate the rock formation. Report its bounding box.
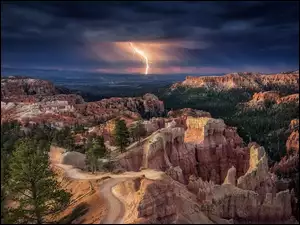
[112,176,178,224]
[112,115,298,223]
[271,119,299,175]
[167,108,211,118]
[61,151,86,169]
[1,76,58,99]
[171,72,299,92]
[114,117,250,184]
[1,77,165,127]
[186,145,295,223]
[242,91,299,111]
[114,126,198,183]
[185,117,248,184]
[223,166,236,186]
[286,119,299,154]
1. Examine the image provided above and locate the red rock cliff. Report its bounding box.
[171,72,299,91]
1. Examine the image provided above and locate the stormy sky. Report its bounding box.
[1,1,299,75]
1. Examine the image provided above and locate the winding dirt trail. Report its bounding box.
[53,163,165,224]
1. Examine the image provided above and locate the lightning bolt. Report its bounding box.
[129,42,149,75]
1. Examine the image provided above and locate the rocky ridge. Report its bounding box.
[1,77,164,127]
[171,72,299,92]
[242,91,299,110]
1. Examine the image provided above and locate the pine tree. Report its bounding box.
[5,138,71,224]
[85,148,98,174]
[129,120,146,143]
[113,119,129,153]
[93,136,107,158]
[85,136,107,173]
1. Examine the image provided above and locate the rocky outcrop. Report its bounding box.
[185,117,248,184]
[1,100,78,126]
[141,118,166,136]
[187,163,294,223]
[118,165,296,224]
[1,93,85,104]
[115,117,249,185]
[165,166,185,184]
[241,92,299,111]
[277,93,299,105]
[60,151,86,169]
[114,127,198,183]
[286,131,299,154]
[242,91,280,110]
[75,94,164,120]
[252,91,281,103]
[223,166,236,186]
[112,176,178,224]
[1,76,58,99]
[171,72,299,92]
[289,119,299,131]
[272,155,299,175]
[1,76,164,127]
[205,184,293,223]
[271,119,299,175]
[237,143,276,200]
[286,119,299,154]
[167,108,211,118]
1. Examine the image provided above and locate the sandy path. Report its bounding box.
[54,163,165,224]
[98,178,127,224]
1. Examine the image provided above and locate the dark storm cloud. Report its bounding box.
[1,1,299,74]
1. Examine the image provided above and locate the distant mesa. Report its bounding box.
[171,71,299,91]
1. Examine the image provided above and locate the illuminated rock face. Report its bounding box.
[171,72,299,91]
[112,177,178,224]
[241,91,299,111]
[286,119,299,154]
[115,126,198,183]
[114,115,297,223]
[185,117,249,184]
[115,117,249,185]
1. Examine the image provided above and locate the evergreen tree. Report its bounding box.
[113,119,129,153]
[5,138,71,224]
[93,136,107,158]
[85,148,98,174]
[85,136,107,173]
[129,120,146,143]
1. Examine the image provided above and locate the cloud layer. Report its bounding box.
[1,1,299,75]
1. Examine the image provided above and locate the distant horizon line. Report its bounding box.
[1,66,299,77]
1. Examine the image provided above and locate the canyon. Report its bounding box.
[1,73,299,224]
[53,116,298,224]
